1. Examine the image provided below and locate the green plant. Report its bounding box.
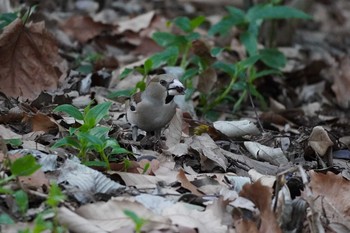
[52,102,130,170]
[209,55,281,113]
[0,156,66,232]
[209,3,311,69]
[123,210,147,233]
[0,155,41,224]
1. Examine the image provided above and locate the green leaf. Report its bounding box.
[142,163,150,174]
[83,160,108,167]
[247,4,311,22]
[149,46,179,69]
[254,69,281,80]
[233,91,247,111]
[84,102,112,127]
[51,136,81,149]
[190,16,205,30]
[181,68,198,81]
[240,31,258,56]
[238,55,261,69]
[226,6,246,19]
[136,80,147,92]
[0,12,18,30]
[173,16,192,32]
[119,68,133,79]
[124,210,145,227]
[144,59,153,74]
[213,61,236,76]
[10,155,41,177]
[14,190,28,214]
[89,126,110,139]
[77,64,93,74]
[152,32,188,48]
[54,104,84,121]
[208,7,245,36]
[185,32,200,42]
[4,138,22,147]
[107,88,134,99]
[111,147,130,155]
[46,183,65,207]
[0,213,14,225]
[0,187,13,194]
[77,132,104,149]
[33,214,53,233]
[210,47,224,57]
[260,48,286,69]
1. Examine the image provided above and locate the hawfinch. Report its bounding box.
[126,74,185,142]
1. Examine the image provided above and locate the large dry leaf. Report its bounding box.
[0,19,65,100]
[59,198,171,233]
[240,181,282,233]
[60,15,110,43]
[332,56,350,108]
[308,171,350,230]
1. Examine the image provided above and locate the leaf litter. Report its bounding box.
[1,0,350,233]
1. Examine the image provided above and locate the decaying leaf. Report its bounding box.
[213,120,260,138]
[187,133,228,171]
[0,19,66,100]
[308,171,350,230]
[60,15,110,43]
[117,11,155,33]
[240,181,282,233]
[331,56,350,108]
[244,141,288,166]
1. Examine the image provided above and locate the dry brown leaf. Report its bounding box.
[309,171,350,229]
[0,19,65,100]
[331,56,350,108]
[176,169,203,196]
[117,11,155,33]
[240,181,282,233]
[60,15,110,43]
[187,133,228,171]
[22,113,58,133]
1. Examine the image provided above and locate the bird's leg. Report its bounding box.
[154,130,168,150]
[132,126,138,141]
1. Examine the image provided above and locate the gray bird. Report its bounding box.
[126,74,185,143]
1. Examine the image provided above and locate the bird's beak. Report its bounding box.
[168,79,185,95]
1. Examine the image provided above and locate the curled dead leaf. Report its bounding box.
[308,126,334,156]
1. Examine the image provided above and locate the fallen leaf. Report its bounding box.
[240,181,282,233]
[177,169,203,196]
[308,171,350,229]
[187,133,228,171]
[308,126,334,156]
[117,11,155,33]
[244,141,288,166]
[0,19,66,99]
[60,15,110,43]
[331,56,350,108]
[213,120,260,138]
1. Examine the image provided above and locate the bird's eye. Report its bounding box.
[160,80,167,86]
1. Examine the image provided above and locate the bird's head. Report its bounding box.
[146,74,185,98]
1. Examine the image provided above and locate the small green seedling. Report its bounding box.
[0,155,41,222]
[123,210,147,233]
[52,102,130,170]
